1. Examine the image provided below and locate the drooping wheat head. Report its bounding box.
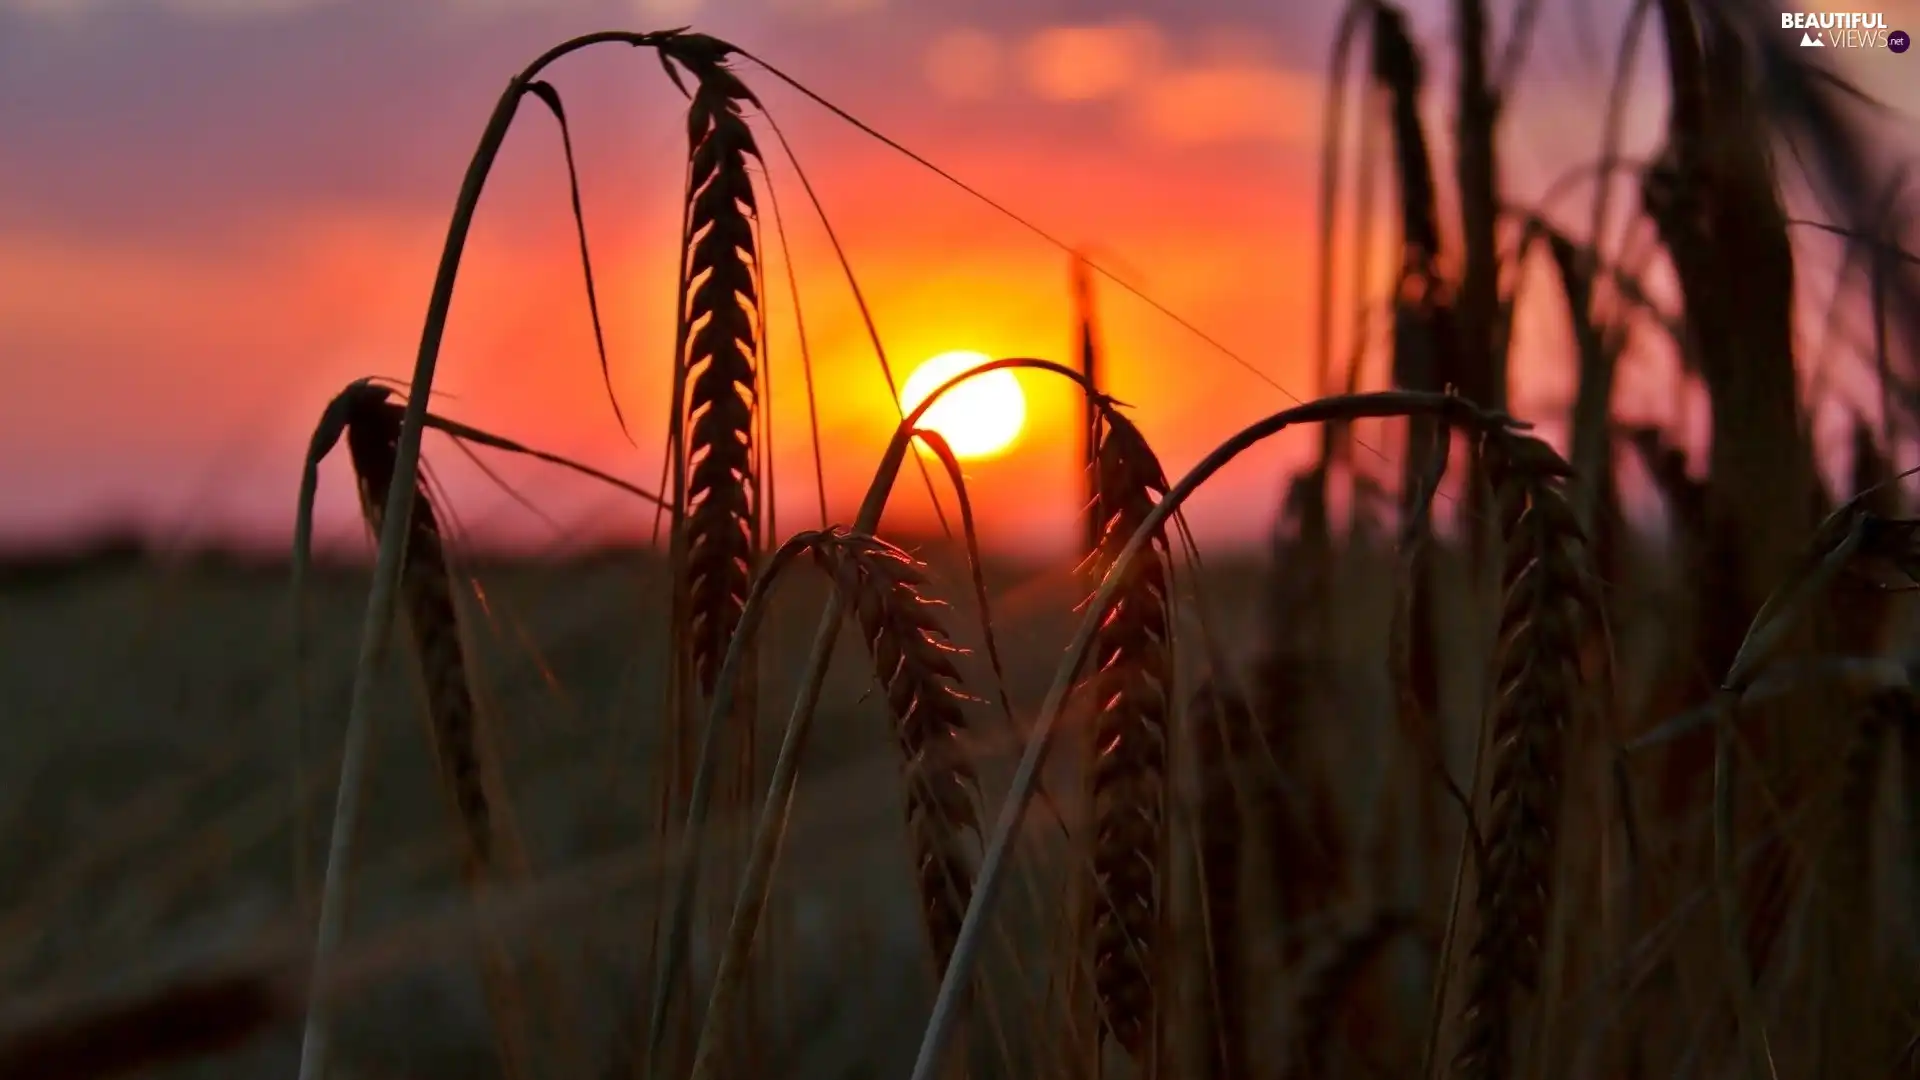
[342,389,492,876]
[342,388,530,1078]
[1080,408,1174,1064]
[814,529,982,974]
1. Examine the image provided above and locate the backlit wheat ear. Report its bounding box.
[677,53,765,699]
[815,529,982,973]
[1449,432,1594,1080]
[340,389,531,1079]
[1081,407,1174,1065]
[341,389,492,876]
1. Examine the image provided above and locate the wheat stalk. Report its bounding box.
[1190,684,1248,1080]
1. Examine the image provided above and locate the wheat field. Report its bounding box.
[4,7,1920,1080]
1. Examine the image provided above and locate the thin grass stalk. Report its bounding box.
[1316,0,1376,401]
[1075,254,1102,553]
[759,163,829,528]
[1190,686,1248,1080]
[1452,0,1501,413]
[643,530,827,1078]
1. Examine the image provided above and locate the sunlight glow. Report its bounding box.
[899,350,1027,460]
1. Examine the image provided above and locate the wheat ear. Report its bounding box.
[1080,408,1174,1066]
[1448,432,1594,1080]
[340,391,535,1080]
[675,52,765,699]
[341,392,491,874]
[817,532,983,973]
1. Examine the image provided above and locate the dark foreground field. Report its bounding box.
[0,540,1300,1079]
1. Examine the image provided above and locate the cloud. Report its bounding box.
[2,0,332,15]
[632,0,702,17]
[1124,62,1320,148]
[766,0,883,17]
[1020,19,1163,102]
[1004,21,1321,149]
[924,27,1002,102]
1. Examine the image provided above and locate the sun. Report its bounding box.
[899,350,1027,460]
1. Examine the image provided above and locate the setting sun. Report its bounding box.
[899,350,1027,460]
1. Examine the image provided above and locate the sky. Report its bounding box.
[1,0,1917,558]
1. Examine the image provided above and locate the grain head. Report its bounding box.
[678,56,766,700]
[1080,408,1174,1064]
[814,530,982,975]
[341,390,493,876]
[1448,432,1595,1080]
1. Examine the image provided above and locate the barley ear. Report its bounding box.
[341,392,533,1080]
[1448,432,1595,1080]
[675,54,765,700]
[819,533,983,972]
[1081,408,1175,1067]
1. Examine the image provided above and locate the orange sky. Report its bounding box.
[2,0,1916,558]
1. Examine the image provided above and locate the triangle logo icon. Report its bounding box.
[1801,30,1824,45]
